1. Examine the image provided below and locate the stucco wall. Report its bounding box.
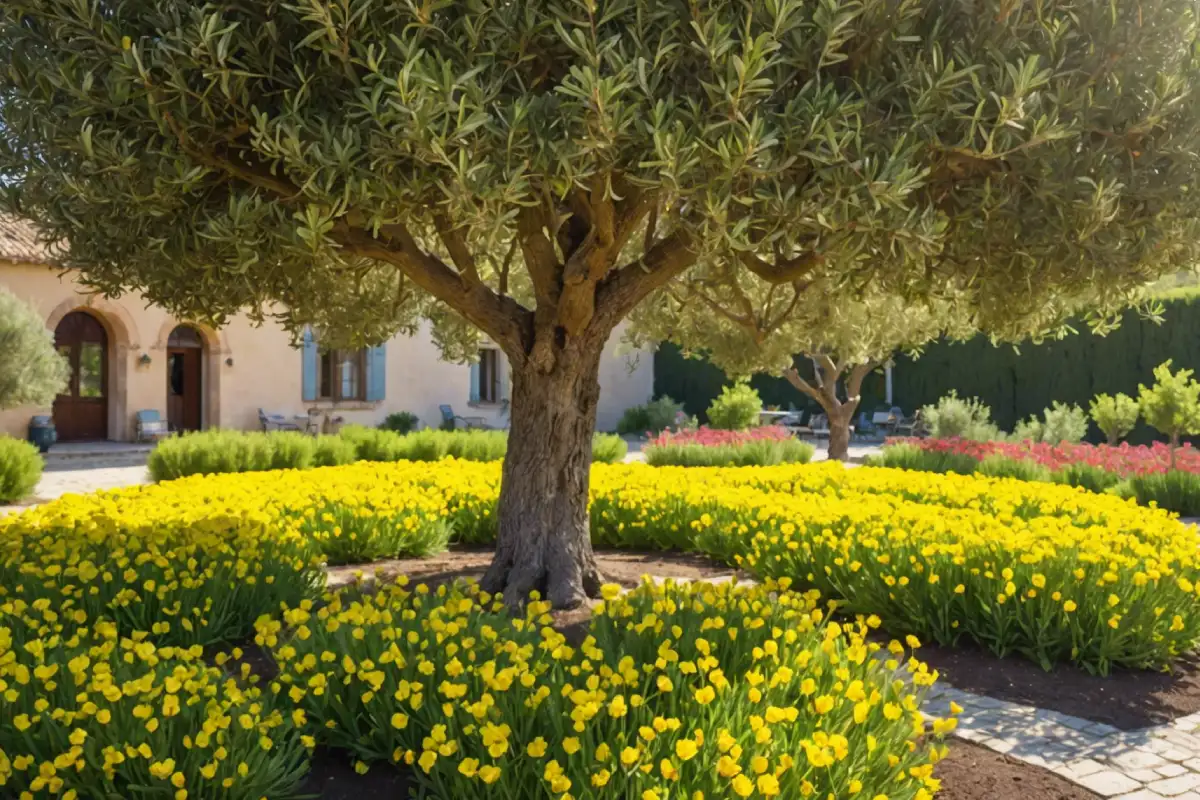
[0,263,653,441]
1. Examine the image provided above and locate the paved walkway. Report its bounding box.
[0,465,150,516]
[925,685,1200,799]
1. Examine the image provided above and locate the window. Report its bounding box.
[319,349,367,402]
[478,348,500,404]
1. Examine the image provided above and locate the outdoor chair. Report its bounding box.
[135,409,170,443]
[439,404,493,430]
[809,413,831,439]
[258,408,303,432]
[893,409,926,437]
[780,409,813,438]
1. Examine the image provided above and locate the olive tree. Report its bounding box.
[4,0,1200,606]
[631,283,973,459]
[0,287,69,411]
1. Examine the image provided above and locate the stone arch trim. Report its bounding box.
[44,296,138,441]
[153,319,225,431]
[150,319,229,355]
[45,295,139,350]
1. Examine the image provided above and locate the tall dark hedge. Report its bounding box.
[654,345,888,424]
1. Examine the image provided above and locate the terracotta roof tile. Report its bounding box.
[0,213,56,265]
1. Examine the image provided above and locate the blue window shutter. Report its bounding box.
[301,328,319,402]
[499,357,510,403]
[366,345,386,401]
[469,361,481,404]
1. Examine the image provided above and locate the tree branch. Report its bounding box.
[594,228,698,331]
[739,250,823,283]
[333,223,527,354]
[516,203,560,306]
[557,179,655,336]
[433,212,482,287]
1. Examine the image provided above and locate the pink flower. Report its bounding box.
[648,425,794,448]
[892,437,1198,477]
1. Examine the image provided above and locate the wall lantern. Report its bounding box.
[138,353,152,366]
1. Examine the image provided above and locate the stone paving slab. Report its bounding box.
[929,681,1200,800]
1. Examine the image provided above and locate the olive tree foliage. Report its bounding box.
[3,0,1200,604]
[0,287,69,411]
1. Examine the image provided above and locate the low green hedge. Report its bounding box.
[644,438,814,466]
[148,427,628,480]
[0,435,43,503]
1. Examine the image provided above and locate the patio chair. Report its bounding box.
[809,413,831,439]
[258,408,303,432]
[135,409,170,443]
[439,404,494,430]
[893,409,926,437]
[780,409,813,438]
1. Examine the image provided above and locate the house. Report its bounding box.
[0,215,652,442]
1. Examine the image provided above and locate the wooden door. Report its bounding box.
[52,311,108,441]
[167,347,202,432]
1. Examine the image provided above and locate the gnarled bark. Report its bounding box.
[480,345,605,609]
[785,358,878,461]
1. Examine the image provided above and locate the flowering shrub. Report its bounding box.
[895,437,1200,477]
[0,625,312,798]
[647,426,794,447]
[260,578,951,799]
[8,460,1200,673]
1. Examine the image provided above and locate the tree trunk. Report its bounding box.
[480,346,605,610]
[784,359,875,462]
[1171,432,1179,470]
[827,405,857,461]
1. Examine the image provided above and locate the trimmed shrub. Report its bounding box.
[921,390,1001,440]
[644,438,814,466]
[1040,402,1089,443]
[0,436,43,503]
[705,382,762,430]
[312,434,358,467]
[1050,462,1124,494]
[975,454,1050,482]
[1129,471,1200,516]
[1090,393,1140,445]
[380,410,420,433]
[615,395,685,435]
[591,433,629,464]
[1139,361,1200,467]
[385,411,420,433]
[870,443,979,474]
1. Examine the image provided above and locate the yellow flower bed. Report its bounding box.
[1,458,1196,796]
[4,460,1200,672]
[0,623,311,799]
[259,577,950,800]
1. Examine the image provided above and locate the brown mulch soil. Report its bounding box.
[920,640,1200,730]
[299,749,413,799]
[298,739,1091,799]
[325,546,742,593]
[934,740,1099,800]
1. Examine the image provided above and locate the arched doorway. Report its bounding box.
[167,325,205,432]
[53,311,108,441]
